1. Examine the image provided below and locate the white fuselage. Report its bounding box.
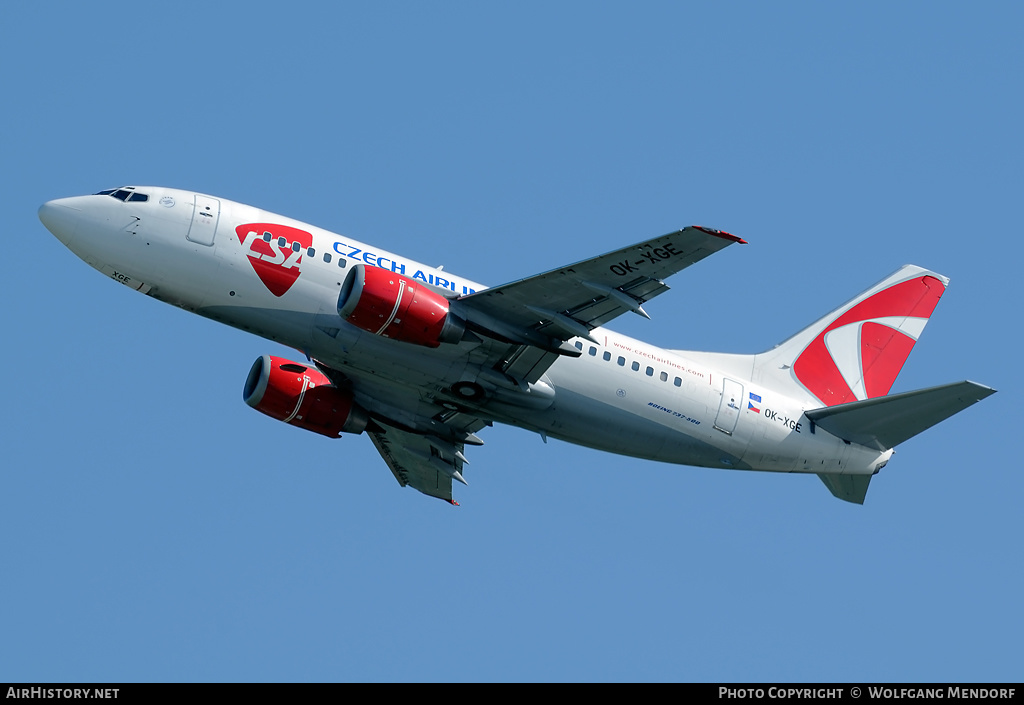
[39,187,891,480]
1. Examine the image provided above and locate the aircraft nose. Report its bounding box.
[38,198,82,245]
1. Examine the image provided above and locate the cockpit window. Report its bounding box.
[94,186,149,203]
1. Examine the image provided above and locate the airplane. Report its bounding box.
[37,186,995,505]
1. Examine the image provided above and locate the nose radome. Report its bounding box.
[39,198,83,245]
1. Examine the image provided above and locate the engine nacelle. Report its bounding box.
[243,355,369,438]
[337,264,465,347]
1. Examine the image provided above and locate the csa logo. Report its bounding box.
[792,275,945,406]
[235,223,313,297]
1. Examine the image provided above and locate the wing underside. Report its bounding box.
[368,420,471,504]
[320,226,746,503]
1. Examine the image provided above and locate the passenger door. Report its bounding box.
[714,378,744,435]
[186,194,220,246]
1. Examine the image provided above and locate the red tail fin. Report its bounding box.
[791,271,946,405]
[746,265,948,407]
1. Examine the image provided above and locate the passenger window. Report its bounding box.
[617,356,625,366]
[263,232,272,242]
[323,253,332,263]
[338,258,346,268]
[631,361,640,372]
[660,371,668,382]
[589,347,597,356]
[278,237,286,247]
[307,247,315,257]
[575,341,583,351]
[603,351,611,361]
[646,366,654,377]
[674,377,682,387]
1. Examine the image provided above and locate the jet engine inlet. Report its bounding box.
[243,355,369,438]
[337,264,465,347]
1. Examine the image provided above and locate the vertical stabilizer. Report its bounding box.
[817,473,872,504]
[751,265,948,407]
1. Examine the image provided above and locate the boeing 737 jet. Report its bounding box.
[38,186,995,504]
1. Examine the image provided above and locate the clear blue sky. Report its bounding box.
[2,2,1020,682]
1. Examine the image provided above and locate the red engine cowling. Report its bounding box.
[243,355,369,438]
[337,264,465,347]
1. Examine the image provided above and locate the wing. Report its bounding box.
[368,419,472,505]
[460,226,744,331]
[319,226,744,503]
[315,361,488,504]
[455,225,745,382]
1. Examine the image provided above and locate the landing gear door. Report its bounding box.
[714,378,744,435]
[187,194,220,246]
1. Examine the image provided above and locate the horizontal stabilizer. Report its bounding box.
[817,473,872,505]
[805,381,996,451]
